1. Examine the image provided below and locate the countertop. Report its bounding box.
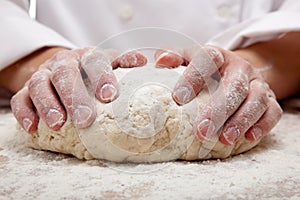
[0,104,299,199]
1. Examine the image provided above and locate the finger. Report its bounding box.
[51,58,96,129]
[28,69,66,131]
[105,49,147,69]
[81,48,119,103]
[115,50,147,68]
[10,87,39,133]
[155,47,185,68]
[106,49,120,70]
[245,97,283,141]
[219,79,269,145]
[194,61,252,142]
[172,46,225,105]
[74,47,95,57]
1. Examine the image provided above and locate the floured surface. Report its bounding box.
[0,108,300,199]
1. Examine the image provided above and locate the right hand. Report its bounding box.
[155,45,282,145]
[11,47,147,133]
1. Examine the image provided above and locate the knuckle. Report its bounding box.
[28,70,49,92]
[272,99,283,118]
[258,90,269,106]
[249,79,269,104]
[81,47,110,66]
[204,46,225,67]
[226,77,249,100]
[39,60,52,69]
[259,94,269,107]
[219,77,250,116]
[253,78,268,89]
[51,64,79,82]
[74,47,94,56]
[231,118,247,131]
[234,78,249,92]
[49,50,80,70]
[250,78,263,87]
[184,66,200,79]
[54,49,78,60]
[52,64,67,75]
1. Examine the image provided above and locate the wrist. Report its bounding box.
[0,46,69,93]
[233,32,300,100]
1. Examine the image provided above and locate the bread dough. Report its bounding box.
[29,65,261,162]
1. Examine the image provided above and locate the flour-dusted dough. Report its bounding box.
[29,65,261,162]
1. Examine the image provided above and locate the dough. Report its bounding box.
[29,65,261,162]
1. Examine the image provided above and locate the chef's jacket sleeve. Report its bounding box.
[0,0,75,71]
[208,0,300,50]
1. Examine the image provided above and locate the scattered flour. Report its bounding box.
[0,110,300,199]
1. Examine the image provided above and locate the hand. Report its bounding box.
[11,47,147,133]
[155,45,282,145]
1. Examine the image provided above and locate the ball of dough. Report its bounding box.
[29,65,261,162]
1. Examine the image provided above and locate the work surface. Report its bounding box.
[0,106,299,200]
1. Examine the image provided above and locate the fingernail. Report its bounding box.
[173,86,193,105]
[205,46,224,67]
[156,52,171,67]
[46,109,65,128]
[223,126,241,145]
[156,51,183,67]
[251,126,263,141]
[99,83,117,102]
[195,119,215,140]
[74,105,93,127]
[22,118,33,132]
[156,52,170,62]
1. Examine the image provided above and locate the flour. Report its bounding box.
[0,110,300,199]
[28,64,262,163]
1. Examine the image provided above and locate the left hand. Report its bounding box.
[155,45,282,145]
[10,47,147,133]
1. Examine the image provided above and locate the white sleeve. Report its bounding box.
[207,0,300,50]
[0,0,76,70]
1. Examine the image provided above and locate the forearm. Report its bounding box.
[234,32,300,100]
[0,47,68,93]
